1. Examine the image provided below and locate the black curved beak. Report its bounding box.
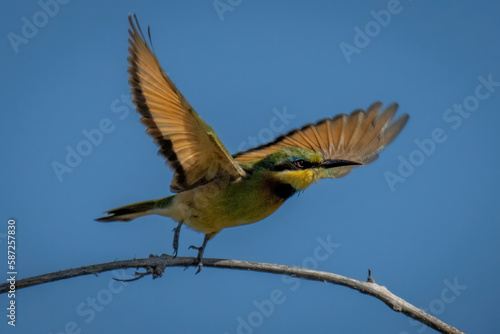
[320,159,362,169]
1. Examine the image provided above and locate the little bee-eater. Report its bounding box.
[97,16,409,272]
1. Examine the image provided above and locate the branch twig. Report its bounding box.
[0,254,465,334]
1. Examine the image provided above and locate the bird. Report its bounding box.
[96,15,409,273]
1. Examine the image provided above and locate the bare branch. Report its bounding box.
[0,254,465,334]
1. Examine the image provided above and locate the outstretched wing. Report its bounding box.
[127,16,245,192]
[233,102,408,178]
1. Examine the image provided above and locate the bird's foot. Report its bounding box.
[188,234,210,274]
[172,222,183,258]
[188,244,204,274]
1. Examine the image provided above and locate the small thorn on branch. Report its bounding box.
[367,269,375,283]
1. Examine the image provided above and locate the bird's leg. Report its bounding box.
[189,234,210,274]
[172,221,183,258]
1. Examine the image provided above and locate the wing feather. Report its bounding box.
[127,15,245,192]
[233,102,408,178]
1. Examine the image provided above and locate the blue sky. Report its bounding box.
[2,1,499,333]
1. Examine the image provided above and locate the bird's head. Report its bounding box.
[254,147,361,191]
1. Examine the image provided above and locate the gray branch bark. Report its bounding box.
[0,254,465,334]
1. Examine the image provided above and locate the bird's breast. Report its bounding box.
[169,175,289,234]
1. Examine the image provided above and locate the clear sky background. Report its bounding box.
[2,1,500,333]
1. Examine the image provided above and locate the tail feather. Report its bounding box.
[96,196,174,222]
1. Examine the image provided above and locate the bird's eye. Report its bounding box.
[293,159,305,168]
